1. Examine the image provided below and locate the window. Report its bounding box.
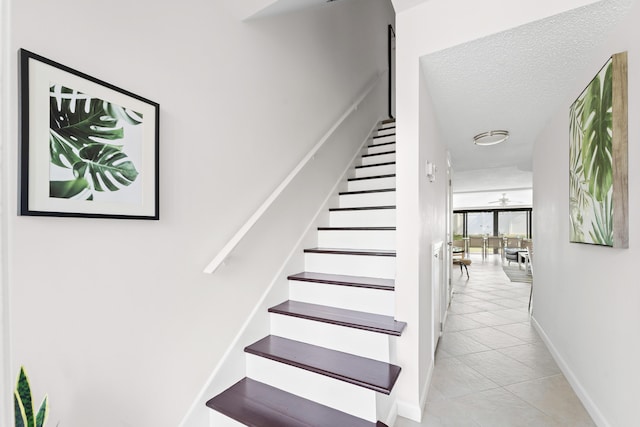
[453,208,532,239]
[498,211,528,237]
[467,211,494,236]
[453,213,465,240]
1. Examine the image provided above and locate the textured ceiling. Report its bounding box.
[420,0,633,192]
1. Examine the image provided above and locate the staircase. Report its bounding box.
[206,118,404,426]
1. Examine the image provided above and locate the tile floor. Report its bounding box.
[395,255,595,427]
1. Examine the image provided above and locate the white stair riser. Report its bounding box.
[361,152,395,166]
[367,143,395,155]
[348,176,396,192]
[371,135,395,144]
[354,164,395,178]
[270,314,391,362]
[209,410,244,427]
[317,229,395,250]
[375,128,395,137]
[289,279,395,315]
[246,354,378,422]
[378,122,395,130]
[329,209,396,227]
[339,191,395,208]
[304,253,395,279]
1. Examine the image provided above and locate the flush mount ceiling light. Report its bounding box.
[473,130,509,146]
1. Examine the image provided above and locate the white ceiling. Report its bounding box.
[420,0,632,193]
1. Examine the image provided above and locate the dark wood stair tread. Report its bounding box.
[329,205,395,212]
[304,248,396,257]
[362,151,395,158]
[368,141,396,148]
[339,188,395,195]
[348,174,395,182]
[317,226,395,231]
[373,133,395,139]
[355,162,395,169]
[287,272,395,290]
[269,300,406,336]
[206,378,388,427]
[245,336,401,394]
[381,118,395,124]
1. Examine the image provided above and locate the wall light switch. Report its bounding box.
[426,161,436,182]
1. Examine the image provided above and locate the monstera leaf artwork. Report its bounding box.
[569,52,628,248]
[49,84,142,200]
[19,49,159,219]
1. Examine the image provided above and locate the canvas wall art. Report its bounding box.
[569,51,628,248]
[19,49,160,219]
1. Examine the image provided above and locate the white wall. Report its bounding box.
[532,2,640,425]
[1,0,11,425]
[3,0,394,425]
[417,68,449,407]
[394,0,604,420]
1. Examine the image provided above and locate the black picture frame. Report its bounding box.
[19,48,160,220]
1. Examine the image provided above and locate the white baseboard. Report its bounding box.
[396,399,422,422]
[420,358,434,414]
[395,358,433,423]
[531,316,610,427]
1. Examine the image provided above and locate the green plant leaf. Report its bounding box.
[35,396,48,427]
[569,97,591,243]
[50,130,82,169]
[74,144,139,192]
[50,85,124,151]
[16,367,35,427]
[15,390,27,427]
[589,190,614,246]
[104,103,143,125]
[569,99,590,213]
[580,61,613,202]
[50,178,91,199]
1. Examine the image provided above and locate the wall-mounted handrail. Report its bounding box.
[203,71,384,274]
[388,24,396,120]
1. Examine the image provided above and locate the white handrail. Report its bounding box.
[203,71,383,274]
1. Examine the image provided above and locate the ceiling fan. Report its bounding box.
[489,193,524,207]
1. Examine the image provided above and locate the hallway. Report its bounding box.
[396,255,595,426]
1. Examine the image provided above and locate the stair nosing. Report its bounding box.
[348,174,396,182]
[303,247,396,257]
[329,205,395,212]
[317,226,395,231]
[287,272,395,291]
[362,150,395,158]
[339,188,395,196]
[355,161,395,169]
[245,336,401,394]
[372,134,395,139]
[367,141,396,148]
[268,300,406,336]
